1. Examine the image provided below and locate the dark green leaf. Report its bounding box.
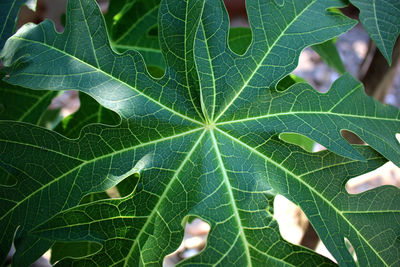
[350,0,400,64]
[0,79,56,124]
[228,27,252,55]
[0,0,28,49]
[275,74,306,91]
[50,191,109,264]
[51,241,102,264]
[106,0,165,71]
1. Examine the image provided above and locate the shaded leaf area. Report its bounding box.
[0,78,57,188]
[54,92,120,138]
[50,190,109,264]
[51,241,102,264]
[0,79,56,124]
[0,0,400,266]
[350,0,400,64]
[0,120,201,265]
[105,0,164,72]
[0,0,27,49]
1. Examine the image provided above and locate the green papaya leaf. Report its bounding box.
[0,0,59,199]
[228,27,346,74]
[50,191,109,264]
[0,0,30,49]
[0,79,56,124]
[106,0,164,71]
[350,0,400,64]
[34,142,390,266]
[1,0,400,266]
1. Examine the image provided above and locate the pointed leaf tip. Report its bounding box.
[350,0,400,65]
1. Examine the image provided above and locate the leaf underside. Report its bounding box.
[0,0,400,266]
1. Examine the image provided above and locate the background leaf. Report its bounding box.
[0,0,56,128]
[279,132,315,152]
[0,79,56,124]
[106,0,165,74]
[350,0,400,64]
[0,0,30,49]
[54,92,120,138]
[312,39,346,74]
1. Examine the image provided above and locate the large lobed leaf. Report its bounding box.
[0,0,400,266]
